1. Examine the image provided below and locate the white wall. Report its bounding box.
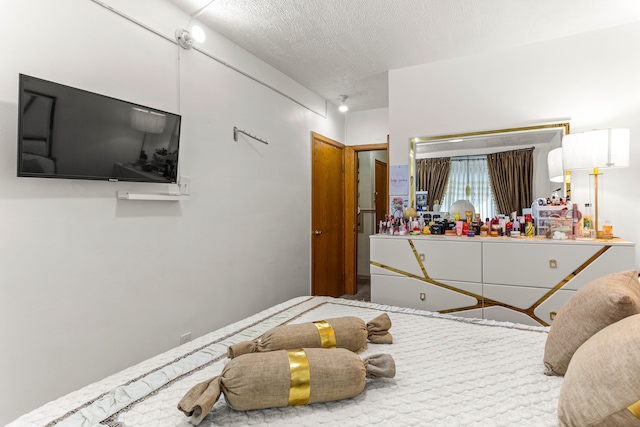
[0,0,344,424]
[346,108,389,146]
[389,23,640,269]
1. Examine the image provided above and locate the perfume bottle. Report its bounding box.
[525,221,534,237]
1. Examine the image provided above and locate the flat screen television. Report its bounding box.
[17,74,182,183]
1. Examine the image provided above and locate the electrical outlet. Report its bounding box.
[179,332,191,345]
[179,175,191,195]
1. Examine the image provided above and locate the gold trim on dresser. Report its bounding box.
[371,239,610,326]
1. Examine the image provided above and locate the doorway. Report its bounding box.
[354,147,388,299]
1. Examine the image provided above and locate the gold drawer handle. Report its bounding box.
[549,259,557,269]
[419,253,425,261]
[550,311,557,321]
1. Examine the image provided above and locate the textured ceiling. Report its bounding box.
[168,0,640,111]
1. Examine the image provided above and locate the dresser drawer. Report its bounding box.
[483,283,575,326]
[370,238,423,277]
[412,239,482,283]
[370,237,482,283]
[371,274,481,315]
[482,242,605,289]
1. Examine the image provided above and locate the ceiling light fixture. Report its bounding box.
[176,0,215,50]
[175,25,206,50]
[338,95,349,112]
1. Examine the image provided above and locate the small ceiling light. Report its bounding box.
[175,25,206,50]
[338,95,349,112]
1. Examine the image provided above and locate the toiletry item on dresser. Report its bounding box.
[511,220,520,237]
[525,221,534,237]
[422,222,431,234]
[412,217,420,233]
[455,220,463,236]
[580,203,595,239]
[571,203,580,239]
[480,220,489,237]
[505,220,513,236]
[602,220,613,239]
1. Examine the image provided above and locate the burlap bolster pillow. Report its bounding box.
[178,348,396,425]
[227,313,392,358]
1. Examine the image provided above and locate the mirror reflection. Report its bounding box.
[410,123,569,220]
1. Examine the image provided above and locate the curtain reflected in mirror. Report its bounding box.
[415,157,450,211]
[486,147,534,216]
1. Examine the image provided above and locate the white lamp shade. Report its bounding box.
[547,147,564,182]
[131,107,166,134]
[562,128,630,171]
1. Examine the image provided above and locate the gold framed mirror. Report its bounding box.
[409,122,570,216]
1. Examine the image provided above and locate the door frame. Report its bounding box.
[344,141,388,295]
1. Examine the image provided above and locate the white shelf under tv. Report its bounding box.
[116,191,189,201]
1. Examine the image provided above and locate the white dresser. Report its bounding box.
[370,234,636,326]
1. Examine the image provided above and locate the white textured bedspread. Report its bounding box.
[8,297,562,427]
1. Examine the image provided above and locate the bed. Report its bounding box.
[8,295,564,427]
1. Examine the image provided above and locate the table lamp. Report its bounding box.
[547,147,564,183]
[562,128,630,238]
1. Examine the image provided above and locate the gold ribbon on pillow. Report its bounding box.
[628,400,640,419]
[313,320,337,348]
[287,349,310,406]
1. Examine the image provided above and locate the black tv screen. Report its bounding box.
[17,74,182,183]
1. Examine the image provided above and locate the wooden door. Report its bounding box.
[311,132,344,297]
[375,159,388,227]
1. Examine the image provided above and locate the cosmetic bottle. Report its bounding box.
[456,220,463,236]
[582,203,594,239]
[480,222,489,237]
[525,222,534,237]
[602,220,613,239]
[571,203,580,239]
[422,222,431,235]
